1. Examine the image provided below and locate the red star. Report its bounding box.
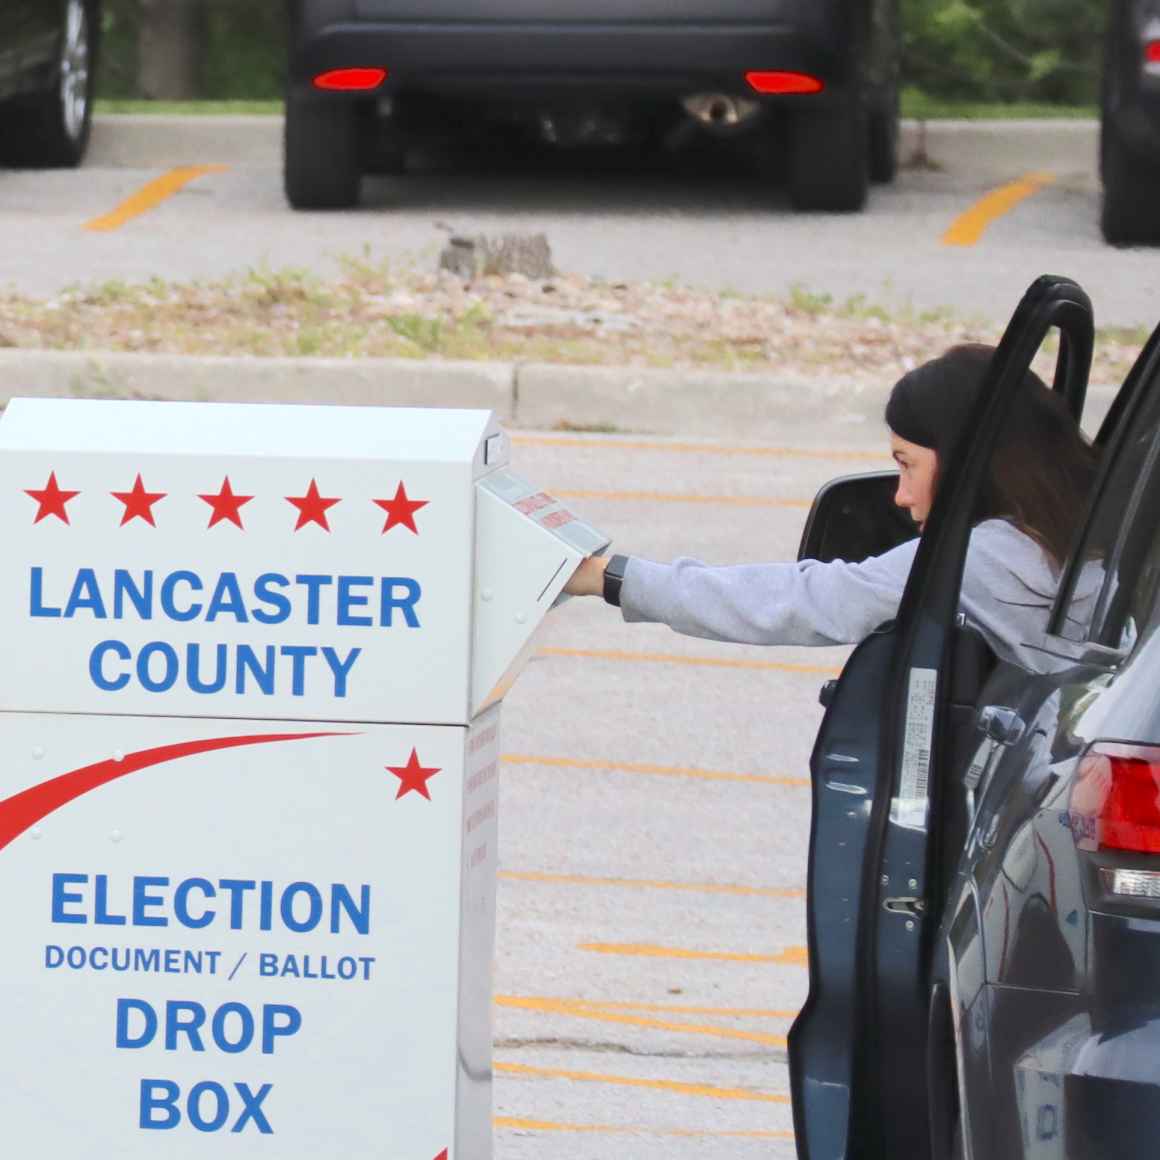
[373,482,429,535]
[286,478,340,532]
[24,471,80,524]
[111,474,167,527]
[199,476,253,529]
[386,749,441,801]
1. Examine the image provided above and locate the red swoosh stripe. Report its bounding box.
[0,732,351,853]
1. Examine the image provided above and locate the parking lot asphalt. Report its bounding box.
[492,429,860,1157]
[2,115,1159,329]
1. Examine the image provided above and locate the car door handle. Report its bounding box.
[883,895,926,917]
[977,705,1026,746]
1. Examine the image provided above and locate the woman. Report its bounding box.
[565,344,1101,671]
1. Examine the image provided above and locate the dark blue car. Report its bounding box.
[793,276,1160,1159]
[284,0,901,212]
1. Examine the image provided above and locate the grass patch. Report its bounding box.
[95,99,282,116]
[1098,324,1152,349]
[787,284,834,316]
[95,94,1095,121]
[901,88,1096,121]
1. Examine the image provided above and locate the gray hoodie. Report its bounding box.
[620,519,1101,673]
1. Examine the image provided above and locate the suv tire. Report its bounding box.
[1101,123,1160,245]
[868,0,901,185]
[284,88,363,210]
[868,81,899,184]
[788,95,869,212]
[0,0,94,168]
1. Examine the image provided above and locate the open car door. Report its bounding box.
[788,275,1095,1160]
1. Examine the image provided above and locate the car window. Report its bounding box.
[1087,439,1160,651]
[1055,369,1160,647]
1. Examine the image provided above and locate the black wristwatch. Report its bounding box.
[602,554,629,607]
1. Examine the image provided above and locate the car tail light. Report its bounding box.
[1146,40,1160,65]
[1069,742,1160,854]
[313,68,388,92]
[745,71,825,95]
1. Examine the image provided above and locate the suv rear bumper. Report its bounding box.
[289,20,852,104]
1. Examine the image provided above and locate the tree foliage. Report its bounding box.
[901,0,1104,105]
[100,0,286,100]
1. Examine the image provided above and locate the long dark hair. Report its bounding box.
[886,343,1099,567]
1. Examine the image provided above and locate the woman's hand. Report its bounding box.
[564,554,609,597]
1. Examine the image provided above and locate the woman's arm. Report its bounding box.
[619,551,917,646]
[564,541,919,647]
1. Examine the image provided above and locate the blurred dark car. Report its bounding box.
[284,0,901,212]
[792,275,1160,1158]
[1101,0,1160,243]
[0,0,99,168]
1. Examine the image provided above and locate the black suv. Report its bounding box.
[284,0,900,213]
[1101,0,1160,243]
[0,0,99,168]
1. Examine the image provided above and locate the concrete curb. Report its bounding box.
[515,361,900,444]
[0,348,513,413]
[0,349,1120,443]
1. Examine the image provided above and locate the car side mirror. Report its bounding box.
[797,470,917,564]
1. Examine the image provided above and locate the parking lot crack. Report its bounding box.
[494,1036,786,1063]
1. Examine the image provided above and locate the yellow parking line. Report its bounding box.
[580,942,808,967]
[554,488,811,509]
[84,164,228,232]
[501,752,810,788]
[513,434,884,463]
[539,646,840,676]
[495,1116,794,1140]
[496,994,788,1046]
[496,993,797,1019]
[942,171,1056,247]
[499,869,803,898]
[494,1061,790,1104]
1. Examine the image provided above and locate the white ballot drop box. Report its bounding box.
[0,398,607,1160]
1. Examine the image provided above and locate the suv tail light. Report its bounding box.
[313,68,388,92]
[745,71,824,95]
[1069,742,1160,854]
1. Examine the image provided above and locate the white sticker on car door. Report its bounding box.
[895,666,938,829]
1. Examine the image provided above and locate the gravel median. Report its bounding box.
[0,264,1143,385]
